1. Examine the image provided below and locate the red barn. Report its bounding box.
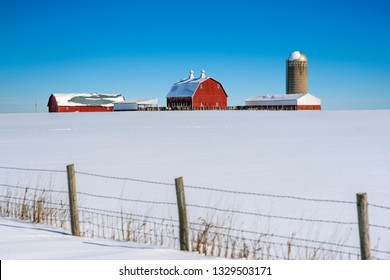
[48,93,124,113]
[167,70,228,109]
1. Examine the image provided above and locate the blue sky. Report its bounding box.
[0,0,389,112]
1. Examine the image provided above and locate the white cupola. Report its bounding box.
[200,69,206,79]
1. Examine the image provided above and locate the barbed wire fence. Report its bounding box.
[0,183,70,230]
[0,165,389,260]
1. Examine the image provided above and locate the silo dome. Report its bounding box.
[288,51,307,62]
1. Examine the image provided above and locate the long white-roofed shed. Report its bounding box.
[245,93,321,110]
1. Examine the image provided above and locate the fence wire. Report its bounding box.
[1,165,389,210]
[187,224,361,259]
[77,191,176,206]
[0,166,66,173]
[78,206,180,225]
[187,203,358,226]
[184,184,357,205]
[0,183,68,195]
[369,203,390,211]
[75,170,174,186]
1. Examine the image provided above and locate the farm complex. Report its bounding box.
[47,51,321,112]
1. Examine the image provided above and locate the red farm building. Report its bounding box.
[166,70,228,110]
[47,93,124,113]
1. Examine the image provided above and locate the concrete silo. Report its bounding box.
[286,51,308,94]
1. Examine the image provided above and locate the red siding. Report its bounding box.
[192,78,228,109]
[297,105,321,110]
[56,106,113,112]
[48,95,58,112]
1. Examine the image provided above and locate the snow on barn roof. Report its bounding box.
[167,70,209,98]
[51,93,124,107]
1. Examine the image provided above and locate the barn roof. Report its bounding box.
[167,70,211,98]
[49,93,124,107]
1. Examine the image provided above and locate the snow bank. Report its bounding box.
[0,217,211,260]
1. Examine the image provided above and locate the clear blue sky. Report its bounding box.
[0,0,389,112]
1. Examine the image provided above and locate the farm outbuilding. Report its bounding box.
[245,93,321,110]
[114,99,158,111]
[167,70,228,110]
[48,93,124,113]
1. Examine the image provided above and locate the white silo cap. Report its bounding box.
[288,51,301,61]
[288,51,307,61]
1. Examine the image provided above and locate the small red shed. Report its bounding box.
[167,70,228,109]
[48,93,124,113]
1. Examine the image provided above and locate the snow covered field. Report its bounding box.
[0,217,210,259]
[0,110,389,259]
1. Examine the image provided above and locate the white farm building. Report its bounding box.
[245,93,321,110]
[113,99,158,111]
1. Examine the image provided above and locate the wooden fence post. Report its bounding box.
[175,177,189,251]
[67,164,80,237]
[356,193,371,260]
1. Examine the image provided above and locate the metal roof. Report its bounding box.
[50,93,124,107]
[245,93,321,106]
[167,77,209,98]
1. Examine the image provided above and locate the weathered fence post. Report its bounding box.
[67,164,80,237]
[175,177,189,251]
[37,198,43,224]
[356,193,371,260]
